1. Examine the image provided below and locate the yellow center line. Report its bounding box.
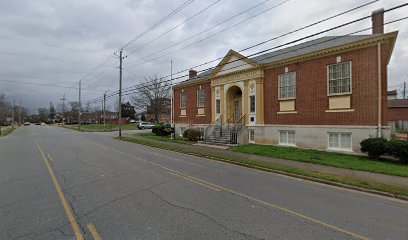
[84,139,369,240]
[87,223,102,240]
[169,172,220,192]
[36,140,84,240]
[47,153,53,161]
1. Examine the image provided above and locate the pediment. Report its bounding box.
[211,50,258,77]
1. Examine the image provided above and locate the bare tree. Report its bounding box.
[131,75,170,122]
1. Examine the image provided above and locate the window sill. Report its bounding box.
[327,93,352,97]
[278,143,296,147]
[327,147,353,153]
[278,97,296,101]
[325,109,354,113]
[277,111,297,114]
[196,114,205,117]
[178,115,187,117]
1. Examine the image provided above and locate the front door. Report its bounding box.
[234,99,241,122]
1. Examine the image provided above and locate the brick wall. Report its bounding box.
[173,81,212,124]
[264,43,389,126]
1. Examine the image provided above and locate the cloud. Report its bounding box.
[0,0,406,113]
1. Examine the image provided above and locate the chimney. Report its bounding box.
[189,69,197,79]
[371,8,384,34]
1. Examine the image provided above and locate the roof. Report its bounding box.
[175,32,396,87]
[251,35,375,64]
[388,99,408,108]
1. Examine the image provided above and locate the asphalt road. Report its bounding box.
[1,126,407,240]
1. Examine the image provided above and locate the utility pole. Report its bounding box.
[18,100,22,125]
[78,80,82,130]
[403,81,406,99]
[12,98,15,127]
[170,60,174,139]
[103,92,106,130]
[115,49,125,137]
[60,94,66,125]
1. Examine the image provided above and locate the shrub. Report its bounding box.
[385,139,408,164]
[152,123,174,136]
[183,128,201,141]
[360,137,388,159]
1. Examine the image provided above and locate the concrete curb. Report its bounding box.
[118,137,408,201]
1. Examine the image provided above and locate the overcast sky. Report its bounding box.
[0,0,406,113]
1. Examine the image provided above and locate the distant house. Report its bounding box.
[146,98,171,123]
[387,90,398,100]
[388,99,408,132]
[172,9,398,153]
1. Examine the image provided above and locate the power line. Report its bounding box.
[128,0,377,67]
[125,0,282,65]
[0,78,105,91]
[0,50,97,66]
[115,2,394,96]
[0,33,105,55]
[82,5,407,106]
[89,11,408,105]
[125,0,224,57]
[74,0,195,90]
[99,1,377,99]
[122,0,195,50]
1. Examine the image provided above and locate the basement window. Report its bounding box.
[249,129,255,142]
[328,132,352,150]
[279,130,295,146]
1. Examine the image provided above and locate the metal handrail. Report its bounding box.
[223,113,236,130]
[230,114,246,144]
[204,115,222,141]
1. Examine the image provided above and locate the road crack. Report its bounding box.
[149,189,265,240]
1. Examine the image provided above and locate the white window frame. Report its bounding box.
[197,89,205,107]
[249,129,255,143]
[215,99,221,114]
[327,132,352,151]
[327,61,352,96]
[249,95,256,113]
[279,130,296,146]
[278,72,296,100]
[180,92,187,109]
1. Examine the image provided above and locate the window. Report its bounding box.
[278,72,296,99]
[197,89,205,107]
[179,127,186,136]
[249,129,255,142]
[328,132,352,150]
[328,62,351,95]
[216,99,220,114]
[180,92,186,108]
[279,131,295,145]
[249,96,255,112]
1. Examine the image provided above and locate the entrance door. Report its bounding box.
[234,99,241,122]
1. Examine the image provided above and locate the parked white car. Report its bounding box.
[138,122,154,129]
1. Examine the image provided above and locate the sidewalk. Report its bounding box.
[124,134,408,187]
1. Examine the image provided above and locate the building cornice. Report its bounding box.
[261,31,398,69]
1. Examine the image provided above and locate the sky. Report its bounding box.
[0,0,406,113]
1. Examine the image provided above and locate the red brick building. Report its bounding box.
[173,9,398,153]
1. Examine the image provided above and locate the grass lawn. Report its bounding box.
[117,136,408,197]
[230,144,408,177]
[133,132,194,145]
[64,123,138,131]
[0,126,15,136]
